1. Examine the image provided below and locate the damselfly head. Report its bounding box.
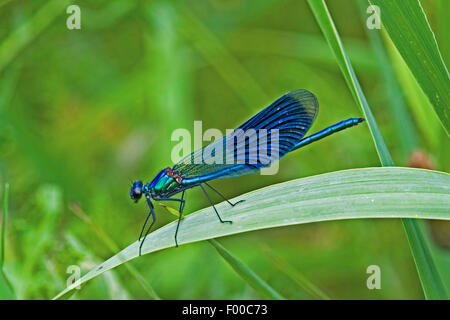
[130,180,143,203]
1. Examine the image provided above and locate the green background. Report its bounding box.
[0,0,448,299]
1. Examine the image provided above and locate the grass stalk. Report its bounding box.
[209,239,285,300]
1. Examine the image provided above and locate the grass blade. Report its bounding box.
[70,203,161,300]
[227,28,377,74]
[307,0,448,299]
[260,244,330,300]
[0,183,7,269]
[209,239,284,300]
[402,219,448,299]
[356,0,418,158]
[307,0,393,166]
[370,0,450,136]
[53,167,450,299]
[383,31,442,149]
[64,234,133,300]
[155,203,277,298]
[0,183,15,299]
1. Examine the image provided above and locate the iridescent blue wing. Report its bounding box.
[172,89,318,179]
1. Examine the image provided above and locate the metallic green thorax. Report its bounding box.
[153,174,176,193]
[147,168,188,197]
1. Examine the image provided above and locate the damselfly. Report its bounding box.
[130,90,364,255]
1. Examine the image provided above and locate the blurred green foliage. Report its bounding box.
[0,0,448,299]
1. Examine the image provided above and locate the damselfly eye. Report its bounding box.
[130,181,143,202]
[133,187,142,196]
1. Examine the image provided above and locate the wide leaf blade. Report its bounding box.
[54,167,450,299]
[370,0,450,136]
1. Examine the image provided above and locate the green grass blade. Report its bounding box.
[436,0,449,63]
[227,29,377,74]
[209,239,284,300]
[260,244,330,300]
[307,0,448,299]
[151,203,280,299]
[0,183,15,299]
[307,0,393,166]
[0,183,7,269]
[53,167,450,299]
[370,0,450,136]
[383,31,442,149]
[64,234,133,300]
[356,0,418,158]
[402,219,448,299]
[0,271,14,299]
[70,203,161,300]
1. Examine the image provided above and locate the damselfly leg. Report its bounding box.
[139,195,156,256]
[200,184,233,224]
[152,195,186,248]
[174,191,185,247]
[204,182,245,207]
